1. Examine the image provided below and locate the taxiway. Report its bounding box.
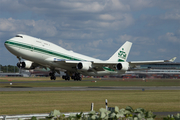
[0,86,180,91]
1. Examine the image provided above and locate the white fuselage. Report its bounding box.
[5,34,123,76]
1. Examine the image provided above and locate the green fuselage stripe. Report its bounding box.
[5,40,82,61]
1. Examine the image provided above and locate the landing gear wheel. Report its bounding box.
[50,72,56,80]
[50,76,56,80]
[65,76,69,81]
[73,73,81,81]
[62,73,82,81]
[63,75,70,81]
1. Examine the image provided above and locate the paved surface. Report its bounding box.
[0,79,180,91]
[0,86,180,91]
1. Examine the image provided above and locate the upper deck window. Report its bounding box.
[15,35,23,38]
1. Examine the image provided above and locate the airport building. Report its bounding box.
[140,62,180,69]
[124,62,180,78]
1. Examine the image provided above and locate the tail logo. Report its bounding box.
[118,48,127,60]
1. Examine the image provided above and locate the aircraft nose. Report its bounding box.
[4,39,12,50]
[4,40,9,48]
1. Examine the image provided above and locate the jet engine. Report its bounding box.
[116,62,129,71]
[77,62,92,71]
[17,61,35,69]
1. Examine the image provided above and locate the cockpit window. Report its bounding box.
[15,35,23,38]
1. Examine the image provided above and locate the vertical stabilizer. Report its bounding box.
[108,41,132,62]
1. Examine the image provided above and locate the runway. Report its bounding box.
[0,86,180,91]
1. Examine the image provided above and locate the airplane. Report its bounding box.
[4,34,176,81]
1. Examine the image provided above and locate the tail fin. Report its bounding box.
[108,41,132,62]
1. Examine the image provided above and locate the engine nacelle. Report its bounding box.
[17,61,34,69]
[77,62,92,71]
[116,62,129,71]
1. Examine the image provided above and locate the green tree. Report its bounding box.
[0,64,19,73]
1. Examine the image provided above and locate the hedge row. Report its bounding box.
[30,106,180,120]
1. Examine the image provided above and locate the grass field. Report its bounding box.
[0,90,180,115]
[0,77,180,115]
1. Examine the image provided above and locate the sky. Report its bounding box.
[0,0,180,65]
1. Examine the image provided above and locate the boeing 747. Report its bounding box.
[4,34,176,80]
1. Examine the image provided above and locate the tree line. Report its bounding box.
[0,65,19,73]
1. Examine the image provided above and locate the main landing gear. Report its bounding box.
[62,75,70,81]
[49,71,82,81]
[49,72,56,80]
[71,73,82,81]
[62,73,82,81]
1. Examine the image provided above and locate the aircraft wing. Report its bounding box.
[52,57,176,72]
[129,57,176,66]
[92,57,176,65]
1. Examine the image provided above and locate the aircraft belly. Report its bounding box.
[54,63,77,72]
